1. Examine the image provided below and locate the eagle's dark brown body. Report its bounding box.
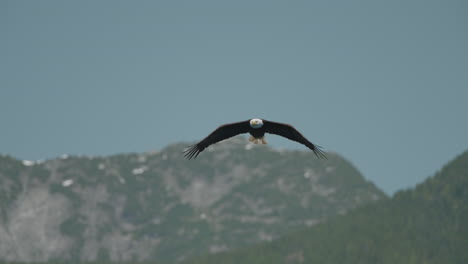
[183,118,326,159]
[249,128,266,139]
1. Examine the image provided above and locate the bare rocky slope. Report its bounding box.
[0,137,386,263]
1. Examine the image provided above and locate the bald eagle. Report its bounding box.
[183,118,326,159]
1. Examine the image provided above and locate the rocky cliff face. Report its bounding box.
[0,137,386,262]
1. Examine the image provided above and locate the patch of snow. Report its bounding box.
[304,170,312,178]
[244,143,254,150]
[371,193,380,201]
[22,160,35,166]
[209,244,228,253]
[305,219,319,227]
[147,149,159,155]
[60,154,69,159]
[258,231,273,241]
[200,213,207,220]
[119,177,126,184]
[98,163,105,170]
[132,166,147,175]
[177,228,186,235]
[275,148,287,153]
[62,179,73,187]
[137,155,147,163]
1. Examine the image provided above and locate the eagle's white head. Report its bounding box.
[249,118,263,129]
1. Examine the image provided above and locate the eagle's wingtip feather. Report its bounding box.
[183,145,200,160]
[313,145,327,159]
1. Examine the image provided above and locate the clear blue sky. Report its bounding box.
[2,0,467,194]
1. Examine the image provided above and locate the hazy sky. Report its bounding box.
[2,0,467,194]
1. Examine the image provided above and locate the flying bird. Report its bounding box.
[183,118,326,159]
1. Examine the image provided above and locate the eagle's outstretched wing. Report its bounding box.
[263,120,326,159]
[183,120,251,159]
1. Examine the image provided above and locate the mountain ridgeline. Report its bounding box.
[0,137,385,263]
[181,150,468,264]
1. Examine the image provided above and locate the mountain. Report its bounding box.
[0,137,385,263]
[181,150,468,264]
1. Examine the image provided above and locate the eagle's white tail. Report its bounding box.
[249,135,268,144]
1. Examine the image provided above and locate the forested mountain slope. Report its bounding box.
[182,150,468,264]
